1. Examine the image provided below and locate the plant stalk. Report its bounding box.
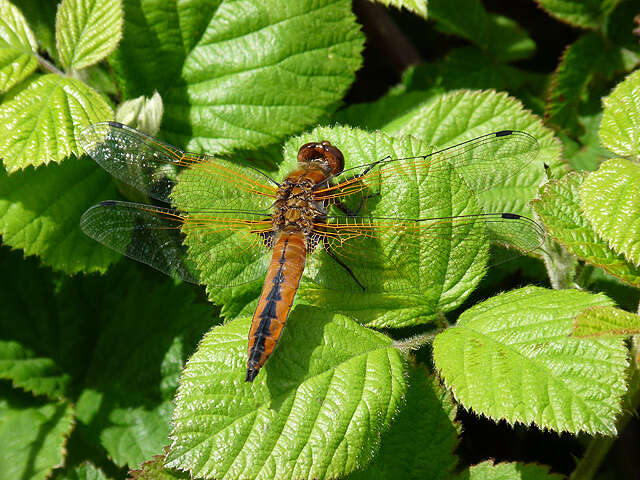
[37,54,65,76]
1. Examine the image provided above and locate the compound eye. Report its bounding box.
[322,144,344,174]
[297,141,345,175]
[297,142,322,163]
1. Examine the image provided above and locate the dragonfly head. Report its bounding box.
[297,141,344,175]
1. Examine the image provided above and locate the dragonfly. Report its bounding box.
[79,122,544,382]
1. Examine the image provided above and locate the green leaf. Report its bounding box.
[545,33,635,135]
[73,266,216,468]
[347,366,459,480]
[391,89,563,218]
[599,69,640,159]
[0,156,121,275]
[115,91,163,136]
[372,0,427,19]
[0,74,113,172]
[533,0,618,29]
[580,158,640,266]
[56,463,110,480]
[129,455,189,480]
[17,0,58,60]
[111,0,363,154]
[433,286,628,435]
[177,125,495,328]
[0,0,38,92]
[572,305,640,337]
[56,0,123,71]
[0,383,74,480]
[532,172,640,286]
[166,306,407,480]
[456,460,565,480]
[429,0,535,62]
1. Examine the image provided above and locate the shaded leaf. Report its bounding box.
[56,0,123,71]
[532,172,640,286]
[166,306,407,480]
[0,74,112,172]
[17,0,58,60]
[56,462,110,480]
[599,69,640,159]
[0,383,74,480]
[372,0,427,18]
[112,0,363,154]
[456,460,565,480]
[0,156,121,274]
[533,0,618,29]
[573,305,640,337]
[433,286,628,435]
[0,0,38,92]
[580,158,640,265]
[129,455,188,479]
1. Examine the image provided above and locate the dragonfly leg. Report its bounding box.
[334,192,381,217]
[322,237,365,291]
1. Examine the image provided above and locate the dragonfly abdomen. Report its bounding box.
[246,229,307,382]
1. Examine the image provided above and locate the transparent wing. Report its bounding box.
[78,122,278,210]
[80,201,273,287]
[306,211,544,294]
[317,130,539,201]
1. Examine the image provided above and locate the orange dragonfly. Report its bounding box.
[79,122,543,382]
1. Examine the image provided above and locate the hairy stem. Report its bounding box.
[37,54,65,76]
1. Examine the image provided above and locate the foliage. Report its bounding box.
[0,0,639,479]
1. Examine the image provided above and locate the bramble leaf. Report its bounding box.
[429,0,535,61]
[0,156,120,274]
[580,158,640,266]
[129,455,189,479]
[572,305,640,337]
[433,286,628,435]
[56,0,123,71]
[533,0,617,29]
[56,463,110,480]
[0,384,74,480]
[372,0,427,18]
[456,460,565,480]
[532,172,640,286]
[0,0,38,92]
[166,306,407,480]
[599,69,640,159]
[348,366,459,480]
[0,74,112,172]
[111,0,363,154]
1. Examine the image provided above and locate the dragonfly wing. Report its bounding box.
[78,122,278,208]
[81,201,273,287]
[321,130,540,202]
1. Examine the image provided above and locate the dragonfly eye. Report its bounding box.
[297,141,344,175]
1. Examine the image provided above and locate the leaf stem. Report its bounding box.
[569,335,640,480]
[393,332,436,353]
[37,54,65,76]
[575,264,595,290]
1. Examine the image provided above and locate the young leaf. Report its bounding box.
[455,460,565,480]
[372,0,427,19]
[347,366,459,480]
[573,305,640,337]
[0,156,121,274]
[0,74,112,172]
[165,306,407,480]
[532,172,640,286]
[129,455,189,479]
[111,0,364,154]
[428,0,535,62]
[0,0,38,92]
[392,89,562,218]
[433,286,628,435]
[0,383,74,480]
[533,0,617,29]
[56,0,123,71]
[580,158,640,266]
[599,69,640,159]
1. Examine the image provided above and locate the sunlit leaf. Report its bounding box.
[372,0,427,19]
[112,0,363,154]
[433,286,628,435]
[0,0,38,92]
[455,460,565,480]
[580,158,640,266]
[56,463,110,480]
[129,455,189,480]
[0,74,112,172]
[599,69,640,159]
[166,306,407,480]
[532,172,640,286]
[572,305,640,337]
[533,0,618,29]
